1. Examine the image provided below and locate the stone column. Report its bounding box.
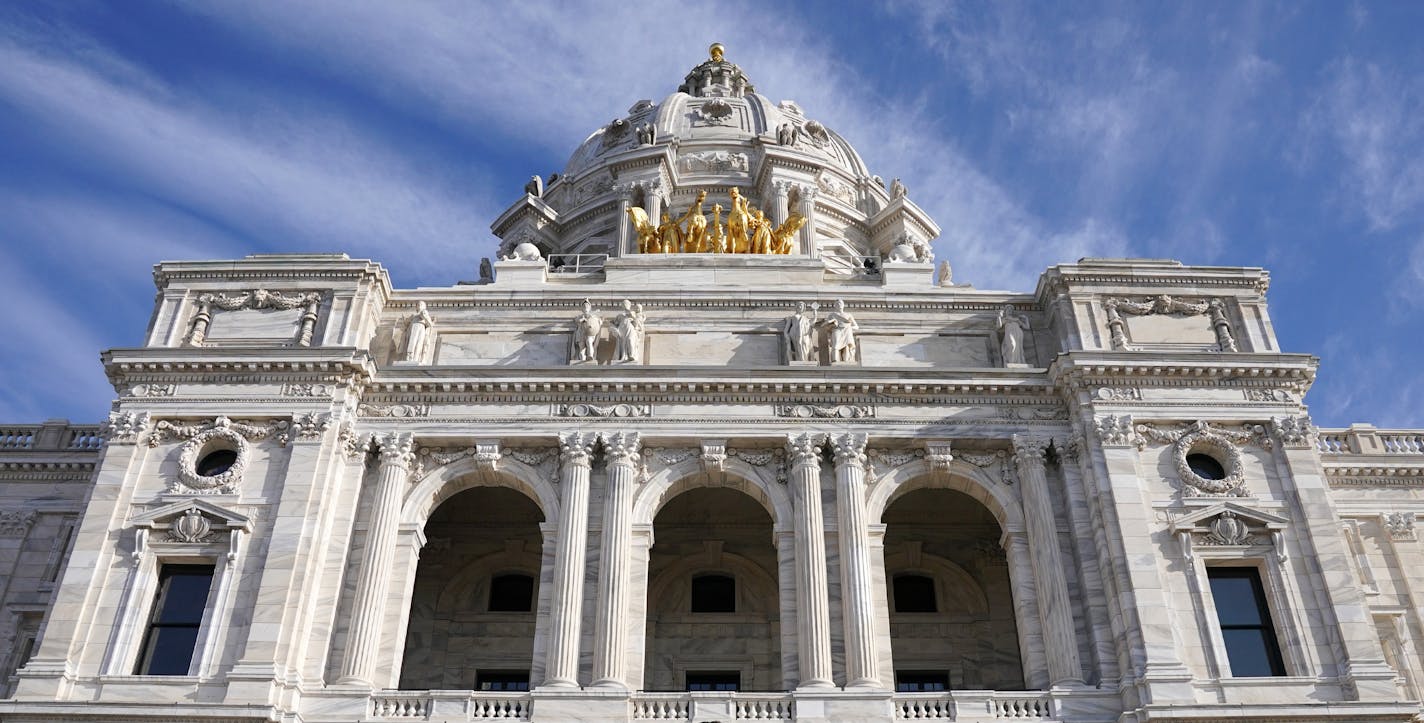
[786,432,834,687]
[1012,434,1083,686]
[1002,526,1049,689]
[592,431,640,688]
[339,432,414,684]
[831,432,880,687]
[796,185,819,257]
[644,181,663,229]
[771,181,792,226]
[542,431,596,687]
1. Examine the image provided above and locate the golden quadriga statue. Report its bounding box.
[626,189,806,255]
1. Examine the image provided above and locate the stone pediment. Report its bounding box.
[131,498,253,532]
[1170,502,1288,533]
[131,499,253,562]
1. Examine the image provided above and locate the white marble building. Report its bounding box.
[2,46,1423,723]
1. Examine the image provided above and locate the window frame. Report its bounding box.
[1204,565,1287,678]
[133,563,217,676]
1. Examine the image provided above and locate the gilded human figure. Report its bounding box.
[708,204,726,253]
[997,304,1029,366]
[727,188,751,252]
[656,212,681,254]
[614,299,646,363]
[820,299,859,363]
[749,209,773,254]
[400,301,434,362]
[783,301,818,363]
[572,299,603,363]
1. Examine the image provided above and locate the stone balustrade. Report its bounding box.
[0,420,104,451]
[367,691,531,721]
[1317,425,1424,456]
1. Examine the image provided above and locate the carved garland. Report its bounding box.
[1103,295,1238,352]
[153,416,288,495]
[1137,420,1269,498]
[185,289,323,347]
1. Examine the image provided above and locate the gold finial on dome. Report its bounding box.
[709,43,725,62]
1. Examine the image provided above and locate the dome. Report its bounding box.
[491,44,937,268]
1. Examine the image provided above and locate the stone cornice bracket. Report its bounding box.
[290,412,333,443]
[101,410,150,445]
[700,440,728,479]
[558,432,597,471]
[785,432,826,470]
[600,432,642,468]
[1271,414,1317,448]
[830,433,869,473]
[1094,414,1143,449]
[413,440,501,479]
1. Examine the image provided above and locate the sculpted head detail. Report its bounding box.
[796,301,806,312]
[835,299,846,312]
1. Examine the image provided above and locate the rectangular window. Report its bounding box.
[1207,567,1286,677]
[686,671,740,691]
[895,670,949,692]
[476,670,530,691]
[134,564,215,675]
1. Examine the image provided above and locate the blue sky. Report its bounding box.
[1,1,1421,428]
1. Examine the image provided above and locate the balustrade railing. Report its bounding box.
[1317,426,1424,456]
[0,422,105,451]
[894,691,1053,721]
[631,693,689,720]
[629,692,792,721]
[368,691,530,721]
[370,693,429,718]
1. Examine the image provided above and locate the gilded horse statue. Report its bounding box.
[726,188,752,253]
[625,207,657,253]
[770,213,807,254]
[677,191,709,252]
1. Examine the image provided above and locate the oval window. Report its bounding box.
[1186,453,1226,481]
[196,449,238,477]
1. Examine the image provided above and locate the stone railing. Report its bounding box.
[548,253,609,275]
[629,692,794,721]
[894,691,1054,720]
[0,421,105,451]
[368,691,530,721]
[1317,425,1424,456]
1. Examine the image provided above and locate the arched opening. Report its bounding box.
[399,486,544,690]
[882,488,1023,691]
[644,487,781,692]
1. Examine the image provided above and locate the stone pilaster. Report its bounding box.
[542,431,596,687]
[786,432,833,687]
[339,432,413,684]
[830,432,880,687]
[1012,434,1083,686]
[591,431,640,688]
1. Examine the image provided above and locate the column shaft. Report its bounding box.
[787,432,834,687]
[592,432,640,687]
[832,433,880,686]
[1013,435,1084,686]
[340,432,413,684]
[543,432,595,687]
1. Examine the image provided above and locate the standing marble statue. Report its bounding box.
[572,299,603,363]
[937,260,953,287]
[399,301,434,362]
[890,178,907,199]
[821,299,859,363]
[614,299,647,363]
[997,304,1029,366]
[782,301,819,363]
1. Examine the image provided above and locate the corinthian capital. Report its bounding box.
[785,432,824,468]
[558,432,597,467]
[830,433,869,469]
[1011,434,1050,469]
[377,432,416,468]
[600,431,642,466]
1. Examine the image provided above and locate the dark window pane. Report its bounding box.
[196,449,238,477]
[686,671,739,691]
[895,670,949,692]
[477,670,530,691]
[488,574,534,612]
[894,575,937,613]
[691,575,735,613]
[1221,629,1283,677]
[1187,454,1226,480]
[1208,571,1264,626]
[1206,567,1286,677]
[136,564,214,675]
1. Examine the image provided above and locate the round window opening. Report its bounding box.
[1186,453,1226,481]
[196,449,239,477]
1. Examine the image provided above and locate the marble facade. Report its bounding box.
[1,47,1423,723]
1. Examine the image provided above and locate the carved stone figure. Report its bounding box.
[613,299,646,363]
[478,258,494,283]
[636,122,655,146]
[783,302,818,363]
[997,305,1029,366]
[525,175,543,197]
[505,241,544,262]
[400,301,434,362]
[886,234,927,263]
[890,178,907,198]
[937,260,953,287]
[626,206,657,253]
[572,299,603,363]
[776,122,800,146]
[821,299,859,363]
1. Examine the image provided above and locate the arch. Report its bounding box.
[632,456,792,530]
[867,458,1024,532]
[402,455,559,527]
[434,547,544,613]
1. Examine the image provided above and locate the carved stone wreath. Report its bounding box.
[176,426,250,495]
[1139,420,1263,497]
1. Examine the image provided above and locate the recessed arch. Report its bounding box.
[402,454,559,527]
[867,458,1024,532]
[632,455,792,530]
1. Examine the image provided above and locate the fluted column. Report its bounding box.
[771,181,792,226]
[592,431,640,687]
[543,431,596,687]
[796,185,818,256]
[831,432,880,687]
[1013,434,1084,686]
[339,432,413,684]
[786,432,834,687]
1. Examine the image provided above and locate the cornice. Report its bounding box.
[1048,351,1318,392]
[380,293,1039,313]
[102,347,376,387]
[152,256,389,290]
